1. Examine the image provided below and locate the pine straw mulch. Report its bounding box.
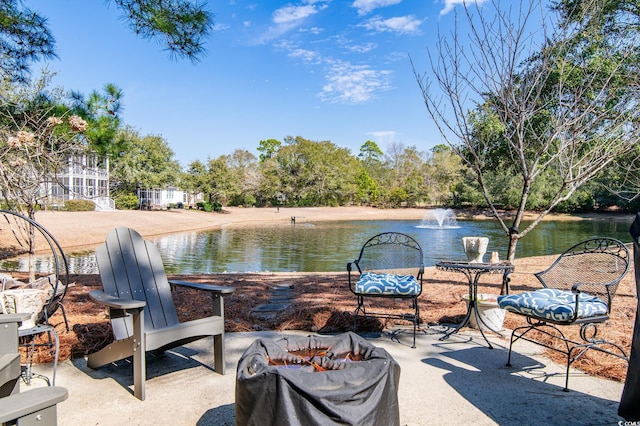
[22,258,637,383]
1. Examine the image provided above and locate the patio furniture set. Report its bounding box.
[0,210,637,425]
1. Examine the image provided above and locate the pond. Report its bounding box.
[49,216,633,274]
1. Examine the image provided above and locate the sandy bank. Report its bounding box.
[30,207,427,251]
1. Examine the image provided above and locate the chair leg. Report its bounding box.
[132,310,145,401]
[504,321,627,392]
[506,328,519,367]
[353,296,365,332]
[47,327,60,386]
[22,336,37,386]
[411,323,416,348]
[57,302,70,332]
[18,325,60,387]
[564,347,576,392]
[506,323,537,368]
[214,333,225,375]
[411,298,419,349]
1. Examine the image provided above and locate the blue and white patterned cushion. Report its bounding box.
[355,272,420,296]
[497,288,608,322]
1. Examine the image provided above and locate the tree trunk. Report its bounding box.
[506,231,520,262]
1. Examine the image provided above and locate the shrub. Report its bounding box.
[196,201,213,212]
[116,194,139,210]
[64,199,95,211]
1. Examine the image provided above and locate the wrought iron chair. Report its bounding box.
[498,237,630,391]
[347,232,424,348]
[0,210,70,387]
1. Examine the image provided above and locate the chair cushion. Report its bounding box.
[355,273,420,296]
[497,288,608,322]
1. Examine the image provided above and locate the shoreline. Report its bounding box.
[12,206,636,385]
[27,206,634,253]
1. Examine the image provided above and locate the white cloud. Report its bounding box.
[252,2,329,44]
[361,15,423,35]
[288,48,321,63]
[346,42,377,53]
[329,34,377,53]
[366,131,397,144]
[319,62,393,104]
[272,2,328,24]
[298,26,324,36]
[213,23,231,32]
[439,0,488,16]
[352,0,402,16]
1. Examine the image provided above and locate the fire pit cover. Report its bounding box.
[235,332,400,426]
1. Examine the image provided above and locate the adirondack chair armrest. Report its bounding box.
[88,290,147,310]
[168,280,235,295]
[0,386,68,424]
[0,313,31,324]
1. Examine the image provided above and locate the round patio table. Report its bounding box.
[436,260,514,349]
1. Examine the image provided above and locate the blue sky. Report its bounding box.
[30,0,482,166]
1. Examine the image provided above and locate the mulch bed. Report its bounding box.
[22,264,637,383]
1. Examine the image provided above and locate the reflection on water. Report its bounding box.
[1,218,633,274]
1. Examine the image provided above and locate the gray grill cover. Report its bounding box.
[235,332,400,426]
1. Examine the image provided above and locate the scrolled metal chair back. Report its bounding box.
[0,210,69,327]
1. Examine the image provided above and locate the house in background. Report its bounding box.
[45,153,197,211]
[138,186,195,210]
[138,186,205,210]
[45,153,114,210]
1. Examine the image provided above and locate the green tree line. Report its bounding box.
[169,136,639,212]
[1,69,638,214]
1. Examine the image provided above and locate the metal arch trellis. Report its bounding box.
[0,209,70,330]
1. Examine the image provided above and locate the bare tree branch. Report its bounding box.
[413,0,638,260]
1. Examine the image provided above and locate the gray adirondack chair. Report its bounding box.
[0,313,68,426]
[87,227,234,400]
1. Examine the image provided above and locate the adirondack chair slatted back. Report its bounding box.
[534,237,629,308]
[355,232,424,278]
[97,227,179,340]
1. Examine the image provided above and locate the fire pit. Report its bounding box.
[235,332,400,426]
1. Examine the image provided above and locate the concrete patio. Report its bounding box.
[24,327,626,425]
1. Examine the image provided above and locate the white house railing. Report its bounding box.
[94,197,115,211]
